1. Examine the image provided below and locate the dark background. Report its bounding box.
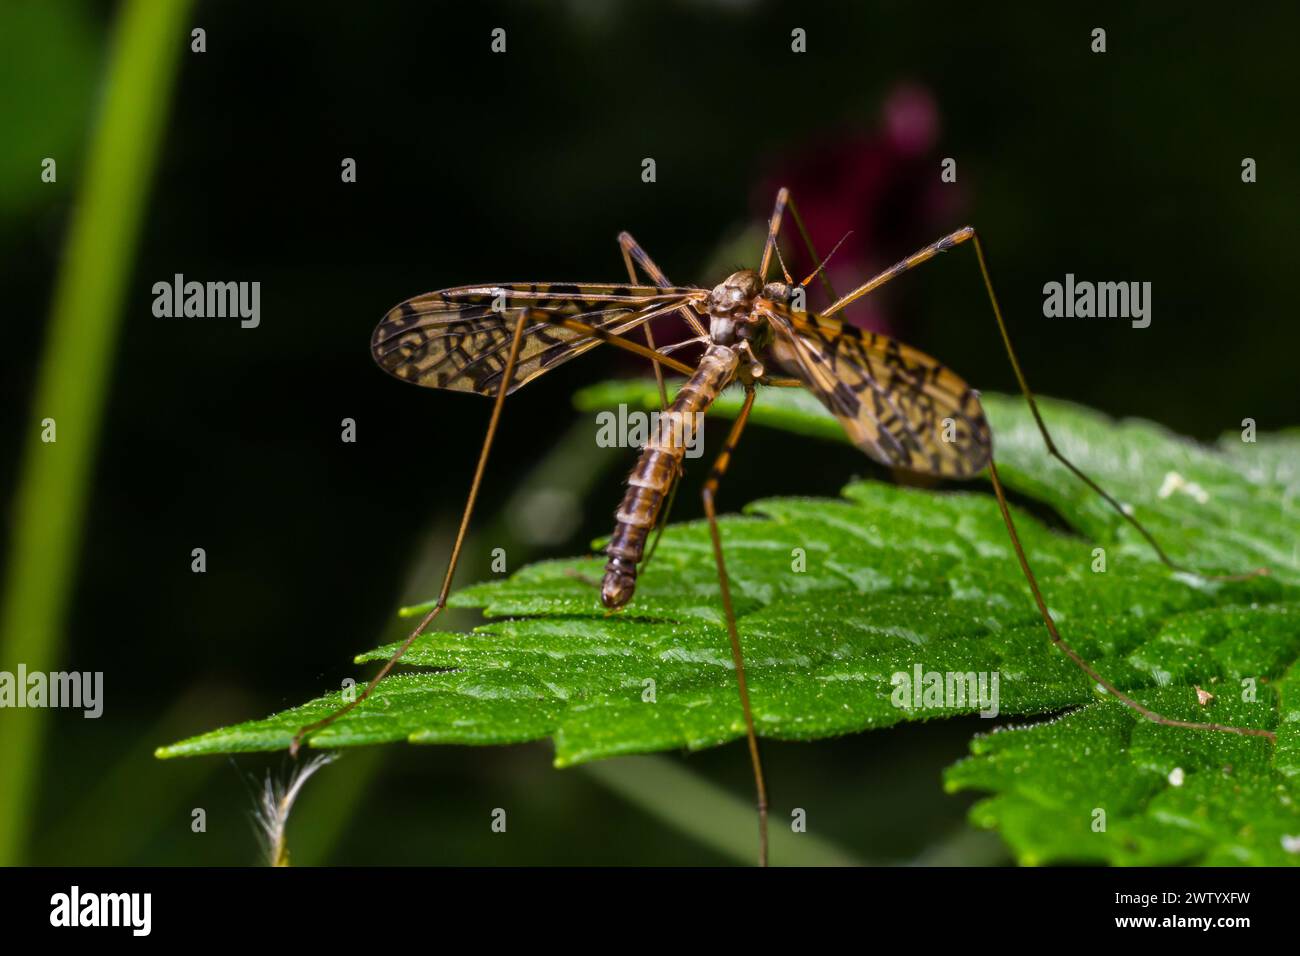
[2,1,1297,865]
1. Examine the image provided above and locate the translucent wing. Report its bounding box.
[761,305,991,477]
[372,283,706,396]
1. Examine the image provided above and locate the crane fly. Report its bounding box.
[291,187,1272,866]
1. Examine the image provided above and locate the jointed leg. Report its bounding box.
[292,310,697,752]
[618,231,691,410]
[553,314,694,377]
[641,477,679,569]
[821,227,972,317]
[760,188,793,283]
[760,187,840,304]
[987,459,1275,740]
[700,387,770,865]
[291,311,531,754]
[822,227,1265,583]
[618,231,708,337]
[622,237,668,410]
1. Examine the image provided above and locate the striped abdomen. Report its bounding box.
[601,344,740,608]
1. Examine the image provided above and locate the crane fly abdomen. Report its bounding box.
[601,344,741,608]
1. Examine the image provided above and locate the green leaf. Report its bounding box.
[158,383,1300,865]
[944,681,1300,866]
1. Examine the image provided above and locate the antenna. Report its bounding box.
[799,230,853,288]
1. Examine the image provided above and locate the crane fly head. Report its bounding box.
[760,280,794,304]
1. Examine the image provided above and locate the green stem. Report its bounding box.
[0,0,192,864]
[581,755,864,866]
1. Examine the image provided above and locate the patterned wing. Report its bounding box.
[762,305,991,477]
[372,283,705,396]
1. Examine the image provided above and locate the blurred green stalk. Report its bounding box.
[0,0,192,864]
[582,756,865,866]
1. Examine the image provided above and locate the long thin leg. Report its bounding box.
[291,310,697,753]
[700,387,770,865]
[641,477,679,569]
[821,227,1265,584]
[618,232,678,411]
[759,187,840,305]
[552,314,695,377]
[619,231,708,338]
[988,459,1275,740]
[291,311,532,754]
[759,188,793,283]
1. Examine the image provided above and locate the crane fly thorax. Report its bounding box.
[706,269,768,346]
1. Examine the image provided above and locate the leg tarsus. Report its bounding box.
[987,458,1275,742]
[700,388,770,865]
[291,313,532,754]
[290,596,448,756]
[619,230,708,338]
[563,567,602,590]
